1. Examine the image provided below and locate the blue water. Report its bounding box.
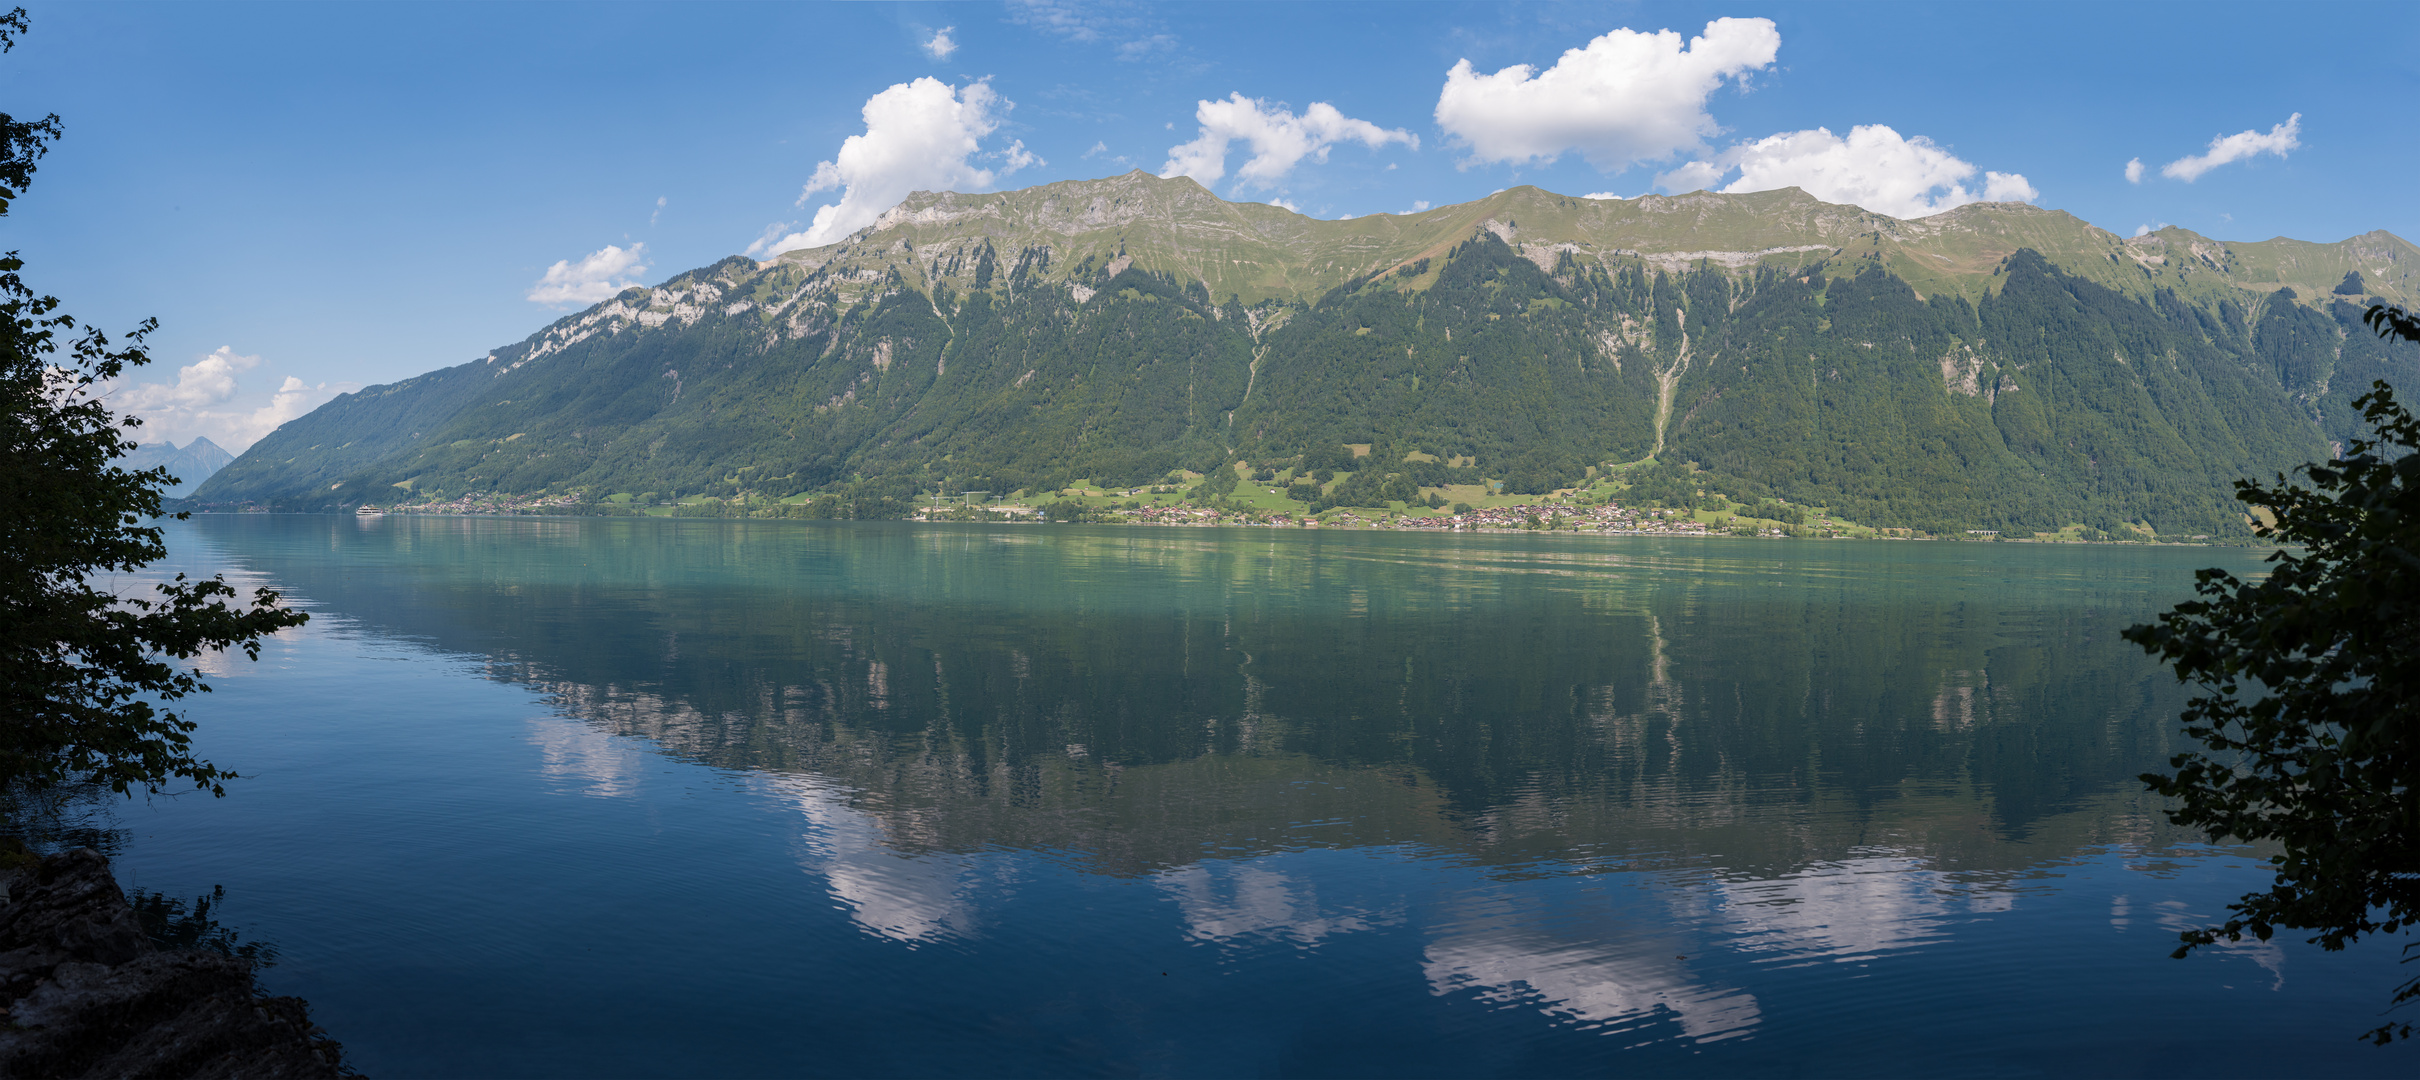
[105,517,2414,1076]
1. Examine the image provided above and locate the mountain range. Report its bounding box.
[121,436,234,499]
[189,172,2420,535]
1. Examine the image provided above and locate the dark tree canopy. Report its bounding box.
[2125,304,2420,1044]
[0,8,58,221]
[0,8,307,797]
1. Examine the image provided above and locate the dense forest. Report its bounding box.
[192,178,2416,536]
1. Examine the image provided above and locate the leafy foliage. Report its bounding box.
[2123,368,2420,1043]
[0,9,58,220]
[0,9,307,795]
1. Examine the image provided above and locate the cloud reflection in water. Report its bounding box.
[774,774,981,946]
[1156,862,1384,947]
[1424,889,1761,1042]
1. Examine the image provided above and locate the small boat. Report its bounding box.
[354,505,385,517]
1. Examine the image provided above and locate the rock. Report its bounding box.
[0,849,149,966]
[0,849,348,1078]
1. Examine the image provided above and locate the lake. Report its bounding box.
[108,516,2411,1077]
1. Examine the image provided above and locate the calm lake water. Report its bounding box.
[108,516,2410,1077]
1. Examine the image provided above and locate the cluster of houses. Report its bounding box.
[1111,504,1228,525]
[385,491,589,516]
[366,490,1806,536]
[903,495,1774,534]
[1401,503,1718,534]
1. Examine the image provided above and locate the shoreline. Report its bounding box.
[0,848,349,1077]
[174,509,2270,547]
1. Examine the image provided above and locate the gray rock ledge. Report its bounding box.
[0,848,347,1078]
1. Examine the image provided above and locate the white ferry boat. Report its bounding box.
[354,505,385,517]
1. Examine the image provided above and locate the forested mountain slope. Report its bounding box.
[193,172,2420,534]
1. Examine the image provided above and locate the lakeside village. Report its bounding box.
[346,486,1802,536]
[301,459,2182,543]
[916,494,1752,536]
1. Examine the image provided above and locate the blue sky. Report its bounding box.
[5,1,2412,450]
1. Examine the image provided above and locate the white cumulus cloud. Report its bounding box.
[1160,93,1416,191]
[528,243,649,306]
[1434,18,1779,171]
[2161,113,2301,182]
[922,26,957,59]
[1660,124,2037,219]
[750,78,1033,258]
[107,347,350,453]
[2124,157,2144,184]
[113,345,258,415]
[1000,139,1041,173]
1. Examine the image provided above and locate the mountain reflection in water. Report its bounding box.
[148,515,2398,1077]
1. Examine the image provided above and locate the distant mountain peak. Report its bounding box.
[119,435,235,499]
[180,436,234,472]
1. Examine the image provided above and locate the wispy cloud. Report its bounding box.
[1116,34,1174,60]
[2161,113,2301,182]
[922,26,957,60]
[1008,0,1176,61]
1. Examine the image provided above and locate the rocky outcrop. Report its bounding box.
[0,849,347,1078]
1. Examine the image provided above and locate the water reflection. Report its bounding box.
[183,516,2264,1042]
[1716,855,1960,964]
[526,715,647,799]
[797,805,981,947]
[1425,889,1763,1042]
[1157,862,1384,948]
[198,516,2235,847]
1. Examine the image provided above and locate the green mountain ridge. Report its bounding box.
[191,172,2420,535]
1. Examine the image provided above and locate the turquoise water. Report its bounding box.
[112,516,2411,1077]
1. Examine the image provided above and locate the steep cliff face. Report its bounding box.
[193,174,2420,534]
[0,848,347,1078]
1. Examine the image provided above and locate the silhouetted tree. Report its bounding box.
[2125,302,2420,1044]
[0,8,306,797]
